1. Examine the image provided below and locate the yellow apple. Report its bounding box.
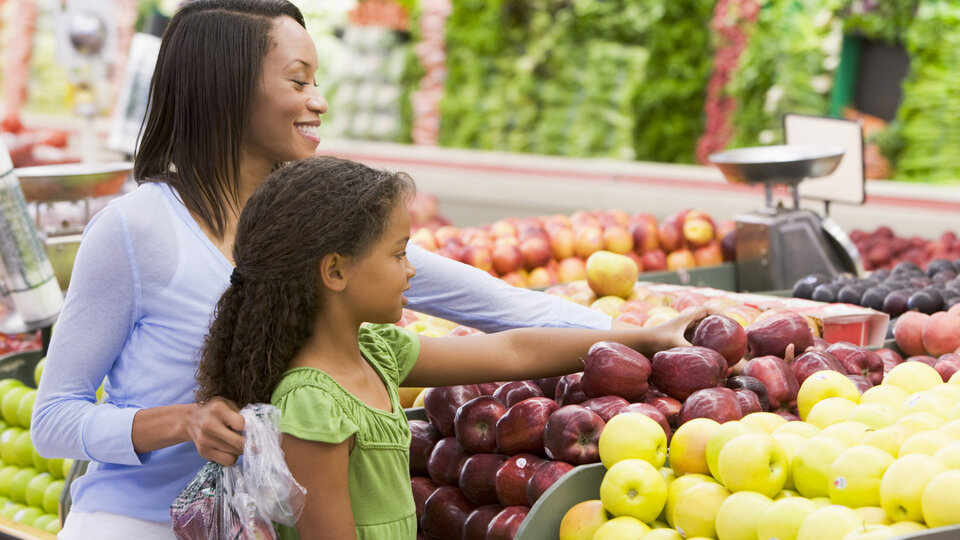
[828,445,895,508]
[796,505,862,540]
[880,453,946,523]
[805,398,859,429]
[854,506,891,525]
[591,295,626,317]
[756,496,819,540]
[895,412,946,437]
[950,401,960,420]
[705,421,763,481]
[797,370,861,421]
[774,489,799,499]
[773,421,821,440]
[559,499,609,540]
[791,436,851,498]
[599,412,667,469]
[599,458,667,522]
[939,419,960,439]
[929,383,960,405]
[669,418,721,476]
[412,388,428,408]
[887,520,927,534]
[860,385,909,409]
[883,362,943,394]
[820,421,872,446]
[860,425,907,458]
[591,515,651,540]
[901,390,952,418]
[398,387,424,408]
[898,430,957,457]
[672,481,730,539]
[921,469,960,527]
[644,529,684,540]
[840,524,896,540]
[952,370,960,384]
[846,403,901,430]
[741,412,788,434]
[715,490,773,540]
[772,432,808,491]
[718,432,789,498]
[586,250,640,299]
[933,440,960,469]
[664,473,716,528]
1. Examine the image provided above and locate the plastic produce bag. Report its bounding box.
[171,403,307,539]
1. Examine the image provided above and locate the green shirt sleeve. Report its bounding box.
[360,324,421,386]
[274,381,359,444]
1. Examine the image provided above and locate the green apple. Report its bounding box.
[0,387,28,426]
[715,490,773,540]
[12,506,43,526]
[669,418,721,476]
[756,496,818,540]
[46,457,65,480]
[559,499,609,540]
[598,412,667,469]
[33,358,45,387]
[921,469,960,527]
[741,412,788,434]
[795,504,862,540]
[0,466,18,497]
[0,380,25,404]
[898,430,957,457]
[718,432,788,497]
[840,524,896,540]
[14,389,35,430]
[672,481,729,539]
[860,425,907,459]
[705,421,763,481]
[24,471,52,509]
[880,453,946,523]
[592,516,651,540]
[0,502,25,519]
[772,432,807,491]
[805,397,859,429]
[895,412,946,438]
[828,445,895,508]
[44,517,62,533]
[599,458,667,522]
[644,529,684,540]
[8,467,38,504]
[62,458,74,480]
[791,435,851,498]
[0,426,23,465]
[883,362,942,394]
[664,473,716,528]
[854,506,891,525]
[820,421,872,446]
[42,479,63,515]
[12,431,34,467]
[902,390,952,419]
[797,370,861,421]
[933,440,960,468]
[31,513,56,531]
[860,385,909,409]
[31,447,47,473]
[773,421,821,440]
[846,403,901,430]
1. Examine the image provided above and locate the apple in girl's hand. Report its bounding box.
[651,346,727,401]
[580,395,630,422]
[424,385,481,437]
[725,375,770,412]
[644,396,682,429]
[411,476,438,524]
[486,506,529,540]
[492,380,544,408]
[426,437,470,486]
[678,387,743,425]
[409,420,442,476]
[534,376,562,400]
[615,403,672,442]
[462,504,503,540]
[742,355,800,412]
[791,350,845,386]
[421,485,475,539]
[495,453,546,507]
[526,460,574,506]
[454,396,507,454]
[543,405,605,464]
[826,342,884,385]
[581,342,651,402]
[458,453,509,506]
[555,373,588,406]
[496,397,559,456]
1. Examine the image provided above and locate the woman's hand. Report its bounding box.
[184,397,246,466]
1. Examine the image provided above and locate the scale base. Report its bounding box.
[735,208,862,292]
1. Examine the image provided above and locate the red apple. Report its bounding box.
[658,220,685,252]
[724,375,770,412]
[495,454,546,507]
[520,236,553,271]
[825,342,884,385]
[458,453,509,506]
[410,419,442,476]
[496,397,559,456]
[643,395,682,429]
[434,225,461,246]
[462,504,504,540]
[492,380,544,408]
[477,382,503,396]
[491,243,524,275]
[580,395,630,422]
[733,388,764,415]
[615,402,672,441]
[462,245,494,273]
[455,396,508,454]
[581,341,651,401]
[907,355,938,367]
[651,346,727,400]
[573,225,605,258]
[543,405,606,464]
[555,373,588,406]
[629,215,660,254]
[666,249,697,271]
[874,348,903,368]
[424,385,482,437]
[411,476,439,525]
[534,376,562,400]
[640,249,668,272]
[742,355,800,412]
[556,256,588,283]
[693,241,724,267]
[411,227,439,252]
[548,227,575,260]
[525,461,574,506]
[486,506,530,540]
[678,387,743,425]
[691,314,748,368]
[746,312,814,359]
[421,485,475,540]
[845,374,873,394]
[934,353,960,382]
[427,436,471,486]
[790,350,845,385]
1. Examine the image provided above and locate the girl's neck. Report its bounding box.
[293,310,365,373]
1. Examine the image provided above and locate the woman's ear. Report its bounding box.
[319,253,348,292]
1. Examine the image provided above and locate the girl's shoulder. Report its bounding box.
[358,324,420,384]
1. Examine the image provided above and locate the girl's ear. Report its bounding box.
[319,253,348,292]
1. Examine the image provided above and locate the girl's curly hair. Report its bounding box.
[195,156,415,407]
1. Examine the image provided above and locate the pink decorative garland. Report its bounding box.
[109,0,140,107]
[410,0,450,146]
[2,0,36,121]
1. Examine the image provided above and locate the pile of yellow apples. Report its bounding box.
[559,361,960,540]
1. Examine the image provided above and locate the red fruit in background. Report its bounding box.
[534,376,562,400]
[543,405,605,464]
[616,402,672,441]
[462,245,494,273]
[658,220,685,252]
[462,504,504,540]
[775,411,801,422]
[486,506,530,540]
[459,453,509,506]
[745,312,813,359]
[826,342,884,385]
[410,420,442,476]
[1,113,23,134]
[39,131,69,148]
[424,385,481,437]
[555,373,588,406]
[651,346,727,401]
[907,355,938,367]
[411,476,439,525]
[495,454,546,507]
[580,395,630,422]
[496,397,559,456]
[874,348,903,366]
[934,353,960,382]
[742,355,800,412]
[643,395,682,429]
[477,382,502,395]
[922,312,960,356]
[678,387,743,425]
[491,243,524,275]
[630,218,660,254]
[427,437,470,486]
[520,236,553,271]
[791,350,845,385]
[526,461,574,506]
[846,374,873,394]
[641,249,668,272]
[421,485,475,540]
[734,389,764,416]
[455,396,508,454]
[724,375,770,412]
[492,381,544,408]
[581,342,651,401]
[692,314,748,368]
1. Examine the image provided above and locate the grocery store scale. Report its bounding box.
[708,114,865,292]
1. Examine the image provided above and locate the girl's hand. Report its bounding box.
[638,306,708,357]
[185,397,245,466]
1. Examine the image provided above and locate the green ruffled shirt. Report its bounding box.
[272,324,421,540]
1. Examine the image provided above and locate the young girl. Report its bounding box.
[195,156,701,539]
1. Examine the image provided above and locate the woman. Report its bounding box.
[31,1,640,537]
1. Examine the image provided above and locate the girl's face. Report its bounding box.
[244,17,328,169]
[343,202,417,324]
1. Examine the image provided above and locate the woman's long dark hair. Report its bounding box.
[196,156,415,407]
[134,0,305,239]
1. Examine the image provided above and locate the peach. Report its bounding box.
[548,227,575,260]
[500,271,528,288]
[641,249,668,272]
[666,249,696,271]
[574,225,605,258]
[629,214,660,254]
[949,304,960,318]
[658,220,685,253]
[602,225,635,254]
[527,266,559,289]
[683,217,715,249]
[922,312,960,356]
[410,228,438,252]
[895,311,930,357]
[557,257,588,283]
[693,241,724,267]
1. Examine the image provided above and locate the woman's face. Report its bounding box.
[244,16,328,168]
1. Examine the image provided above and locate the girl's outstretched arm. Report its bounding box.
[282,434,357,539]
[403,308,705,388]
